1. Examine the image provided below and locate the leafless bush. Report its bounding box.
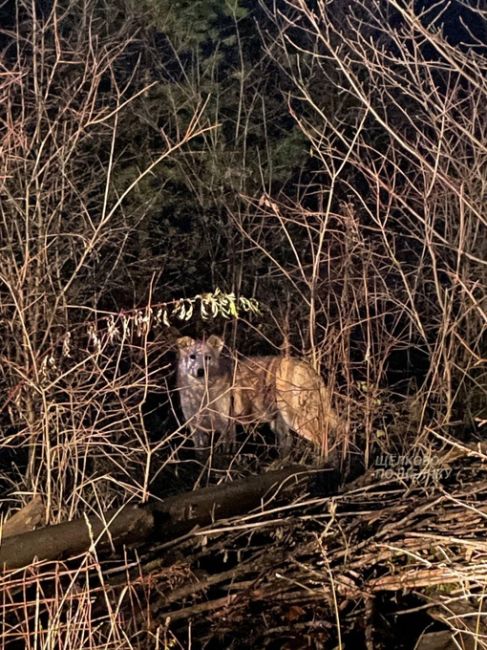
[230,0,487,464]
[0,1,214,523]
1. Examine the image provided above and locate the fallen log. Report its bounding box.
[1,495,45,538]
[0,465,315,570]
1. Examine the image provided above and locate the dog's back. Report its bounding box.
[232,355,340,456]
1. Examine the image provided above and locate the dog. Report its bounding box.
[176,335,342,458]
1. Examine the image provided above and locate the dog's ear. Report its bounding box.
[176,336,195,353]
[206,335,224,355]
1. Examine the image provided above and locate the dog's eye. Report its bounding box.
[189,354,196,360]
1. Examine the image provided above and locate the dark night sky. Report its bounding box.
[416,0,486,52]
[0,0,485,49]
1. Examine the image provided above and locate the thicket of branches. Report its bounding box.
[252,0,487,463]
[0,0,218,522]
[0,0,486,647]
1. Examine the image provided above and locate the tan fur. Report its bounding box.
[176,336,341,457]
